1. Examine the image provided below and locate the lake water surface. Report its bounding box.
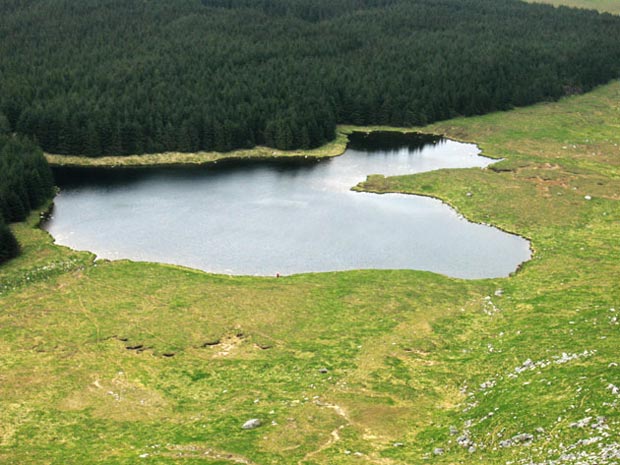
[45,132,531,278]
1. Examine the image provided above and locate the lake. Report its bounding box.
[44,132,531,278]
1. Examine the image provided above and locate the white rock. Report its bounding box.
[242,418,262,430]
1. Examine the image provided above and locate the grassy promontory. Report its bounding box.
[45,124,505,170]
[2,78,619,464]
[45,131,350,168]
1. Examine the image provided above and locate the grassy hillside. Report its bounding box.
[2,76,619,463]
[528,0,620,14]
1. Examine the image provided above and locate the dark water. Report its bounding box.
[44,132,531,278]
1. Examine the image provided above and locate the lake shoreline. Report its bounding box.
[44,125,503,169]
[45,130,350,169]
[45,133,529,279]
[352,175,534,278]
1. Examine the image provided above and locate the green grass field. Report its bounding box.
[3,1,620,461]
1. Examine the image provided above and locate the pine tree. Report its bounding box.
[0,112,11,134]
[0,219,20,264]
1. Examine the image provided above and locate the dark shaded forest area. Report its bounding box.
[0,135,54,263]
[1,0,620,156]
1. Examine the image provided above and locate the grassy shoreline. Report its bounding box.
[45,124,501,170]
[45,131,350,168]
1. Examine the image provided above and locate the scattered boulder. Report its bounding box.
[500,433,533,448]
[570,417,592,428]
[592,416,607,430]
[515,358,535,373]
[241,419,261,430]
[457,435,473,448]
[318,367,329,374]
[433,448,444,455]
[512,433,533,444]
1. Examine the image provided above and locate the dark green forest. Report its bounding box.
[1,0,619,156]
[0,135,54,263]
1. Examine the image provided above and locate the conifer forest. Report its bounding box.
[1,0,620,157]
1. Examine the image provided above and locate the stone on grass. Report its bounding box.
[512,433,533,444]
[242,418,262,430]
[457,435,473,448]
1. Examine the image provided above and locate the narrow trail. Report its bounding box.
[298,401,350,464]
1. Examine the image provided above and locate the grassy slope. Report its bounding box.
[2,1,620,461]
[527,0,620,14]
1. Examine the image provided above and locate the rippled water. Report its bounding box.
[44,132,530,278]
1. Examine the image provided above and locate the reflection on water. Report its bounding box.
[45,132,531,278]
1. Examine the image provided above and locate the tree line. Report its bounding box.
[0,0,619,156]
[0,134,54,263]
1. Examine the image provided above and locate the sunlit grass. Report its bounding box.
[45,131,349,168]
[527,0,620,14]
